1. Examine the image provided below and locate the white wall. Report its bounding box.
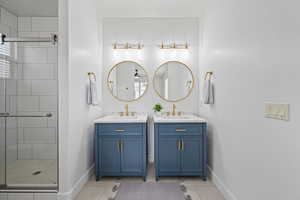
[68,0,102,189]
[97,0,204,18]
[199,0,300,200]
[102,18,199,161]
[59,0,102,199]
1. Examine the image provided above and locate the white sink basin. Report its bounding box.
[162,115,193,119]
[154,114,206,123]
[106,115,138,119]
[94,113,148,123]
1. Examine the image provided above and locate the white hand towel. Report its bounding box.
[203,78,214,104]
[87,79,98,105]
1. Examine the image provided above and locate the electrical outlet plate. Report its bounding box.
[265,103,289,121]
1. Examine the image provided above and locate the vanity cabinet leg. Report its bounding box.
[156,176,159,181]
[96,176,101,181]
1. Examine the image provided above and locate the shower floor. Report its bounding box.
[5,160,57,186]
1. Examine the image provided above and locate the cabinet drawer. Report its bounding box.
[158,123,203,136]
[96,123,143,136]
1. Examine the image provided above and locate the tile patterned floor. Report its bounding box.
[75,164,225,200]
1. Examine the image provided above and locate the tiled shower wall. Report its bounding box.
[16,16,58,160]
[0,6,58,163]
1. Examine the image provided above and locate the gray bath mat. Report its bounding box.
[114,182,185,200]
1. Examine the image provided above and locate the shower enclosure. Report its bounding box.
[0,14,58,191]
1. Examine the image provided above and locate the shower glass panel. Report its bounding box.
[0,33,58,189]
[0,115,4,187]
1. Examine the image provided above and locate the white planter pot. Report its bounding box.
[154,111,162,116]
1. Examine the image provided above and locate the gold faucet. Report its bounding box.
[171,104,176,116]
[124,104,129,116]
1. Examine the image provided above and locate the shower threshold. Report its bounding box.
[0,187,58,193]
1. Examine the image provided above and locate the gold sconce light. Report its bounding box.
[112,42,143,50]
[159,42,189,49]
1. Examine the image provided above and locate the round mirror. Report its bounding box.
[153,61,195,102]
[107,61,149,102]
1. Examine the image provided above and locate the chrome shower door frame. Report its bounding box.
[0,32,59,192]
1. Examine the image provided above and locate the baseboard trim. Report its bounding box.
[58,164,95,200]
[208,166,238,200]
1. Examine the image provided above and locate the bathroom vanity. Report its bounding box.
[154,114,207,181]
[98,60,204,182]
[94,114,148,181]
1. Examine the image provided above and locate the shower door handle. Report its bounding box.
[0,113,9,117]
[0,113,52,118]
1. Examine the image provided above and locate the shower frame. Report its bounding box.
[0,33,59,192]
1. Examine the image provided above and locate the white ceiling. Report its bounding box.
[0,0,58,17]
[97,0,205,18]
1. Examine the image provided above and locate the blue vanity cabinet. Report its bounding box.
[154,123,207,181]
[95,123,147,181]
[181,136,203,173]
[121,137,143,173]
[158,136,181,173]
[100,137,121,173]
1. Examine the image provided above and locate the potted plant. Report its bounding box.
[153,103,163,116]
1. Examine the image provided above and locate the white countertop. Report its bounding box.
[153,113,206,123]
[94,113,148,123]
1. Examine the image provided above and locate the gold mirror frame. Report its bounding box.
[153,61,195,102]
[107,60,149,102]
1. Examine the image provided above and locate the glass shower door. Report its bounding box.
[0,34,58,189]
[0,79,5,187]
[0,121,4,186]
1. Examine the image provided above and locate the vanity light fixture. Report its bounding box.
[159,42,189,49]
[112,42,143,50]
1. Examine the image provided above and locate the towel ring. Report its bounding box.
[87,72,96,81]
[205,72,213,80]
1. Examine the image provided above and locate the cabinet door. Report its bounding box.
[181,136,203,172]
[158,136,181,173]
[100,137,121,173]
[121,137,142,173]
